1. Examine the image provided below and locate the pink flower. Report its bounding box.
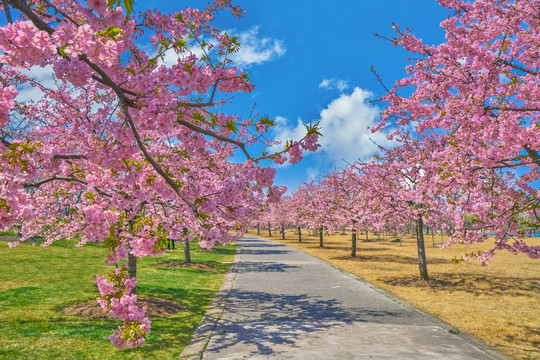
[87,0,107,16]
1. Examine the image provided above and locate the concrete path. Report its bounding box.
[181,236,511,360]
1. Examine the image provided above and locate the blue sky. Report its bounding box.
[158,0,450,191]
[189,0,451,191]
[12,1,451,192]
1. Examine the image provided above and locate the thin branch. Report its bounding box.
[24,175,88,189]
[41,0,78,26]
[52,154,88,160]
[7,0,54,35]
[122,105,199,216]
[485,106,540,113]
[90,75,139,97]
[176,118,251,159]
[495,58,538,76]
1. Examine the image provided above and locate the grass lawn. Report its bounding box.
[249,228,540,360]
[0,239,236,359]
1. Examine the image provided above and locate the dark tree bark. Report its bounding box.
[319,226,324,247]
[183,227,191,263]
[127,252,137,293]
[351,229,357,257]
[365,230,369,242]
[281,224,285,240]
[257,223,260,235]
[298,225,302,242]
[268,222,271,237]
[416,217,429,281]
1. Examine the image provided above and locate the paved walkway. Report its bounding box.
[181,236,511,360]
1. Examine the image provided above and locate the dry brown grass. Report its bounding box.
[247,228,540,360]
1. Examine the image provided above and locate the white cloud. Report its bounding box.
[230,26,286,66]
[317,87,390,164]
[271,87,391,166]
[319,78,349,92]
[17,65,56,102]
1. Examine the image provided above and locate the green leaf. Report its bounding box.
[0,198,10,212]
[58,44,69,57]
[226,120,238,133]
[96,26,123,41]
[193,112,205,122]
[123,0,134,16]
[194,195,208,206]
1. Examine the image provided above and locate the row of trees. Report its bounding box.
[3,0,540,348]
[0,0,319,347]
[261,0,540,280]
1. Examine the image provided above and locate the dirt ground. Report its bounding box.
[248,228,540,360]
[61,297,184,319]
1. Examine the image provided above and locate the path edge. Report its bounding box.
[179,244,242,360]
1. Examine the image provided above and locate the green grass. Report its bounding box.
[0,240,236,359]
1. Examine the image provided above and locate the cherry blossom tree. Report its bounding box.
[0,0,319,347]
[373,0,540,264]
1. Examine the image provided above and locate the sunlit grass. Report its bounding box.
[0,239,236,359]
[250,228,540,360]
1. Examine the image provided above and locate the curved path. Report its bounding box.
[181,236,511,360]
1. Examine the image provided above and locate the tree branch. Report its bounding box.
[523,145,540,166]
[52,154,88,160]
[24,175,88,189]
[495,58,538,76]
[122,105,200,216]
[176,118,251,159]
[2,0,12,23]
[485,106,540,113]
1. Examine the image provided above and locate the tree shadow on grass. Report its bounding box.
[381,274,540,297]
[332,254,451,265]
[502,323,540,354]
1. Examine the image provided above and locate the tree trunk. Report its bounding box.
[127,219,137,293]
[298,225,302,243]
[128,252,137,293]
[281,224,285,240]
[319,226,324,247]
[416,217,429,280]
[365,230,369,242]
[268,222,271,237]
[257,223,260,235]
[183,227,191,263]
[351,229,357,257]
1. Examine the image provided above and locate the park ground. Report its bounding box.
[1,231,538,359]
[0,238,236,359]
[247,228,540,360]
